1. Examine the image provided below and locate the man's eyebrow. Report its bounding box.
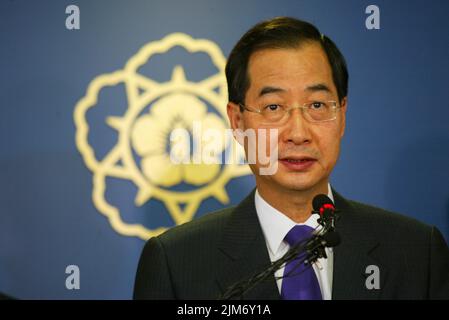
[305,83,331,93]
[258,86,286,97]
[257,84,331,97]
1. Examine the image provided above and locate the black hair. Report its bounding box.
[225,17,348,106]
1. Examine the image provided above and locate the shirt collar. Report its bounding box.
[255,184,335,256]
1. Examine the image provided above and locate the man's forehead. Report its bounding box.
[246,46,335,97]
[248,44,328,69]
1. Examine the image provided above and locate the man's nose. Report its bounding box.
[282,108,312,145]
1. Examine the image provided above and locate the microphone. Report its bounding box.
[312,194,339,230]
[303,230,341,265]
[322,230,341,247]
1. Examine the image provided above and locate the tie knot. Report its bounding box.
[284,225,314,246]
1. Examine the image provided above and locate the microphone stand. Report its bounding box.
[220,237,312,300]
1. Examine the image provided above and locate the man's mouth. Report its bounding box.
[280,157,316,162]
[279,157,317,170]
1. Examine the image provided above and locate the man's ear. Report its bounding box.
[227,102,244,131]
[339,97,347,138]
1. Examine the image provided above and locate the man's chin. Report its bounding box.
[269,178,318,193]
[271,171,329,191]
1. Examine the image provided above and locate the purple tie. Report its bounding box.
[280,225,323,300]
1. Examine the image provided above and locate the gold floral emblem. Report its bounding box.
[74,33,250,239]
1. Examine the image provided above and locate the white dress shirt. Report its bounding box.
[254,184,334,300]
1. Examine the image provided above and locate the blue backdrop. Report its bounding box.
[1,0,448,299]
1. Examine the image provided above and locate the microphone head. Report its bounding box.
[312,194,334,211]
[323,231,341,247]
[313,195,335,221]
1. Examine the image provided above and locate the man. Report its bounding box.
[133,17,449,299]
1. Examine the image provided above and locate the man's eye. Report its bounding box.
[311,102,326,109]
[264,104,281,111]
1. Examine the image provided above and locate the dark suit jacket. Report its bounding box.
[133,190,449,299]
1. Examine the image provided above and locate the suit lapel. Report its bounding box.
[216,190,280,300]
[332,191,387,299]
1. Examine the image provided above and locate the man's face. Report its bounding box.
[227,43,347,194]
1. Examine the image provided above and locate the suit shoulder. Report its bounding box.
[346,199,432,236]
[155,206,235,246]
